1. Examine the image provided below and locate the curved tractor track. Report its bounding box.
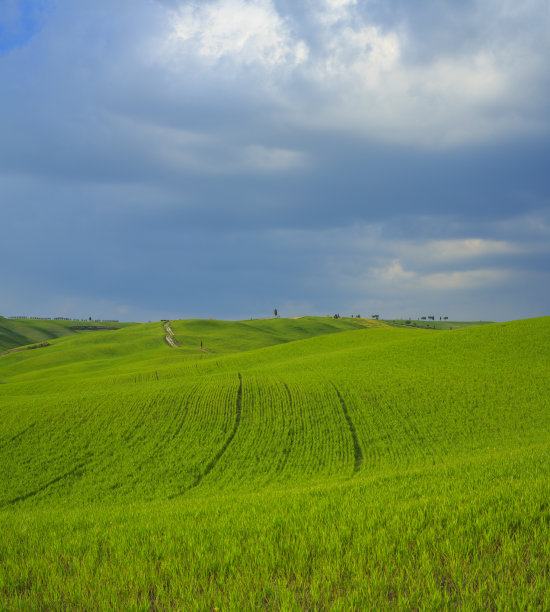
[331,383,364,475]
[170,373,243,498]
[191,373,243,489]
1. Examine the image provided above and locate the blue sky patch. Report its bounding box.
[0,0,52,54]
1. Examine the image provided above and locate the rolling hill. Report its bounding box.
[0,316,136,352]
[0,316,548,609]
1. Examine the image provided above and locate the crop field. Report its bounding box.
[383,319,494,330]
[0,317,136,352]
[0,316,549,609]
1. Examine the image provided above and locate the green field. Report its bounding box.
[0,317,137,352]
[383,319,494,330]
[1,316,549,609]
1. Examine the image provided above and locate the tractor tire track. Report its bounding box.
[0,342,51,357]
[0,422,36,451]
[332,383,363,475]
[170,373,243,497]
[3,462,88,507]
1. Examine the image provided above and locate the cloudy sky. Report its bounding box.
[1,0,549,322]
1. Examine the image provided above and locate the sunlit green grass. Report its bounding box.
[383,318,493,330]
[169,315,387,354]
[0,316,548,609]
[0,316,137,352]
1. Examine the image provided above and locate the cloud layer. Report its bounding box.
[1,0,549,321]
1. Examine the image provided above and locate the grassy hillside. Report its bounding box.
[383,318,494,330]
[169,315,387,354]
[0,316,549,609]
[0,317,136,352]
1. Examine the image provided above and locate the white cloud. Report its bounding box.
[165,0,308,67]
[371,259,415,283]
[320,25,400,80]
[495,210,550,241]
[152,0,550,148]
[99,115,307,175]
[396,238,523,263]
[419,268,509,290]
[271,227,526,263]
[366,258,509,292]
[298,33,537,146]
[243,145,307,172]
[325,0,356,8]
[317,0,357,25]
[269,226,526,311]
[361,258,510,298]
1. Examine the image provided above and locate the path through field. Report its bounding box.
[163,322,178,348]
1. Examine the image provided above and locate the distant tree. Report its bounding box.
[421,316,426,320]
[372,314,379,320]
[273,308,278,317]
[89,316,92,321]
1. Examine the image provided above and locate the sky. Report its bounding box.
[1,0,549,322]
